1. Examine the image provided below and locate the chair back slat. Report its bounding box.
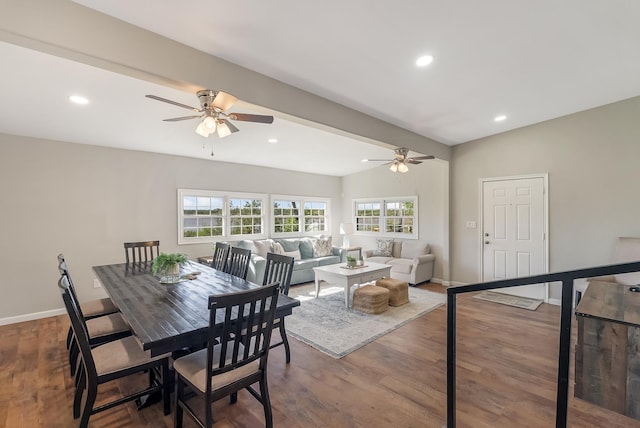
[223,246,251,279]
[263,252,295,295]
[57,253,88,322]
[205,283,279,388]
[58,275,97,380]
[211,242,230,271]
[124,241,160,265]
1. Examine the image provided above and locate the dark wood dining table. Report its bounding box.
[93,260,300,357]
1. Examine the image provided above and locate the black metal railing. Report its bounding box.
[446,260,640,428]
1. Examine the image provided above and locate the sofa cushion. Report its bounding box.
[373,239,394,256]
[316,255,341,266]
[387,258,413,274]
[312,236,333,257]
[294,258,319,270]
[298,238,315,259]
[392,241,403,258]
[366,256,394,265]
[275,238,300,252]
[400,241,429,259]
[271,241,301,260]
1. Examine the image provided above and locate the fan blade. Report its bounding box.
[363,159,393,162]
[163,115,202,122]
[409,155,435,161]
[212,91,238,111]
[229,113,274,124]
[223,119,240,134]
[406,160,423,164]
[146,95,199,112]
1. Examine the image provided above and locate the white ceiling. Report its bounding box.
[3,1,640,176]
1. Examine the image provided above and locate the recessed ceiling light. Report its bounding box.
[268,138,278,143]
[494,115,507,122]
[416,55,434,67]
[69,95,89,105]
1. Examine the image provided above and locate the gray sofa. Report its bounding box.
[364,240,435,285]
[237,237,345,285]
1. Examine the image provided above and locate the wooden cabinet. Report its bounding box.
[574,280,640,419]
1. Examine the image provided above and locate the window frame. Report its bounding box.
[270,194,331,238]
[353,196,418,239]
[178,189,268,244]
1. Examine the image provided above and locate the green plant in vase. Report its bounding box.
[346,255,357,267]
[152,253,188,282]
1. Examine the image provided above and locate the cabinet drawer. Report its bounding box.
[361,271,386,283]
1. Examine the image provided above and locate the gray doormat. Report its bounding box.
[473,291,543,311]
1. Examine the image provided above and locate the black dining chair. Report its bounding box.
[57,254,119,349]
[262,252,295,363]
[173,283,280,428]
[211,242,230,271]
[124,240,160,265]
[58,274,171,427]
[223,246,252,279]
[57,255,131,376]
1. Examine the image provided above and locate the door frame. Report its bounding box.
[479,173,550,302]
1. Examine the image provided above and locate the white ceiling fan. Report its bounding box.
[363,148,434,173]
[146,89,274,138]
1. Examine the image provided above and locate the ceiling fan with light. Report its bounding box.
[363,147,435,173]
[146,89,274,138]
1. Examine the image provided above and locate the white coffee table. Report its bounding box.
[313,262,392,308]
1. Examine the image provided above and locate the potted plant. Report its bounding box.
[152,253,188,282]
[346,255,357,268]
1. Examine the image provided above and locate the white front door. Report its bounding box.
[482,175,548,300]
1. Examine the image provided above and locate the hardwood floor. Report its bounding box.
[2,283,638,427]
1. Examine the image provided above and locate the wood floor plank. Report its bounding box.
[1,283,640,427]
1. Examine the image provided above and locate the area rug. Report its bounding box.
[472,290,542,311]
[286,283,446,359]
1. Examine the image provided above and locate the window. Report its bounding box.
[271,195,330,237]
[178,189,267,244]
[353,197,418,238]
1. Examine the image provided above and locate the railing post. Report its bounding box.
[446,291,457,428]
[555,280,573,428]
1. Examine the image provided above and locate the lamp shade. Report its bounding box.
[339,223,354,235]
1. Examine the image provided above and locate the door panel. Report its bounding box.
[482,177,547,300]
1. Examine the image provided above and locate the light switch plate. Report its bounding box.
[466,221,477,228]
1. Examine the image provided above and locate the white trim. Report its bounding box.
[0,308,66,326]
[479,173,550,302]
[547,298,561,306]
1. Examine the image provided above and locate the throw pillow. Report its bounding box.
[271,241,285,255]
[298,238,314,259]
[253,239,272,258]
[373,239,394,257]
[312,236,333,257]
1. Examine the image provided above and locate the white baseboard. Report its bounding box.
[0,308,66,326]
[548,298,561,306]
[449,281,468,287]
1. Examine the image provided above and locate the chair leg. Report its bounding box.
[162,361,171,416]
[174,375,184,428]
[260,378,273,428]
[279,319,291,364]
[79,383,97,428]
[230,392,237,403]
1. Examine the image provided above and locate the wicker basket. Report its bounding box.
[376,278,409,306]
[352,285,390,314]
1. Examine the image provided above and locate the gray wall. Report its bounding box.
[342,159,450,282]
[451,96,640,300]
[0,133,342,321]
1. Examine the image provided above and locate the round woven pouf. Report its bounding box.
[352,285,390,314]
